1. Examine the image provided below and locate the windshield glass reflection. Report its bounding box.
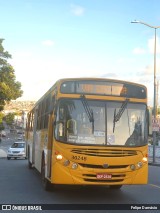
[55,99,147,147]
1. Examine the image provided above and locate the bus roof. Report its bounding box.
[32,77,147,109]
[57,77,147,88]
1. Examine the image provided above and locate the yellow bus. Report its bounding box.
[26,78,148,190]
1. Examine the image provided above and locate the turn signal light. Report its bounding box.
[142,157,148,162]
[56,154,63,160]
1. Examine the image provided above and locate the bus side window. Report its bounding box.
[49,95,56,114]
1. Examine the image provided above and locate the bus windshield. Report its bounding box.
[55,98,148,147]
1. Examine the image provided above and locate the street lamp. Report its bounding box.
[131,20,160,163]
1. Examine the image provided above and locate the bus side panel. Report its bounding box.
[27,131,34,165]
[34,131,42,173]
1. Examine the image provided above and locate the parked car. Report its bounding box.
[17,130,24,135]
[7,141,26,160]
[0,130,6,137]
[17,137,23,141]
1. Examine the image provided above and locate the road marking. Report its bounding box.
[149,184,160,189]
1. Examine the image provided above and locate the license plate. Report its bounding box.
[96,173,112,179]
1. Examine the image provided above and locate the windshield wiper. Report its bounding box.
[80,95,94,133]
[113,98,129,133]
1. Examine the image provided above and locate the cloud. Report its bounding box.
[42,40,55,46]
[137,65,153,76]
[135,56,160,77]
[132,36,160,55]
[70,4,85,16]
[117,57,135,64]
[133,47,146,54]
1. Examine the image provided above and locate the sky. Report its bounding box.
[0,0,160,106]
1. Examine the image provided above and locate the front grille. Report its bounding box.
[71,148,137,157]
[79,163,128,169]
[71,148,136,184]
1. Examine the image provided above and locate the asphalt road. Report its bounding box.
[0,158,160,213]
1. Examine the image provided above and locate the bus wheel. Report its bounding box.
[28,147,33,169]
[41,157,51,191]
[110,185,122,189]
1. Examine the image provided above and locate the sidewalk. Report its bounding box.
[0,148,7,158]
[148,157,160,166]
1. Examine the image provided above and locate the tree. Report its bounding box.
[3,113,15,126]
[0,39,23,111]
[0,112,4,131]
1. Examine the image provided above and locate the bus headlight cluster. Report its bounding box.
[130,161,144,171]
[63,160,78,169]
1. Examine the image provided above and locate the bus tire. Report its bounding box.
[28,147,33,169]
[110,185,122,189]
[41,156,52,191]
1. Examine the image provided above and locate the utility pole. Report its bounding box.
[156,80,159,116]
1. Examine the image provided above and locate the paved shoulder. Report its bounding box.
[0,149,7,158]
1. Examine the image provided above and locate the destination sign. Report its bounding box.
[60,80,146,99]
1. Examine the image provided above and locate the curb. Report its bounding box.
[148,162,160,167]
[0,149,7,158]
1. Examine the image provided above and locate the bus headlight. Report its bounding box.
[72,163,78,170]
[130,164,136,171]
[137,161,143,168]
[63,160,70,166]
